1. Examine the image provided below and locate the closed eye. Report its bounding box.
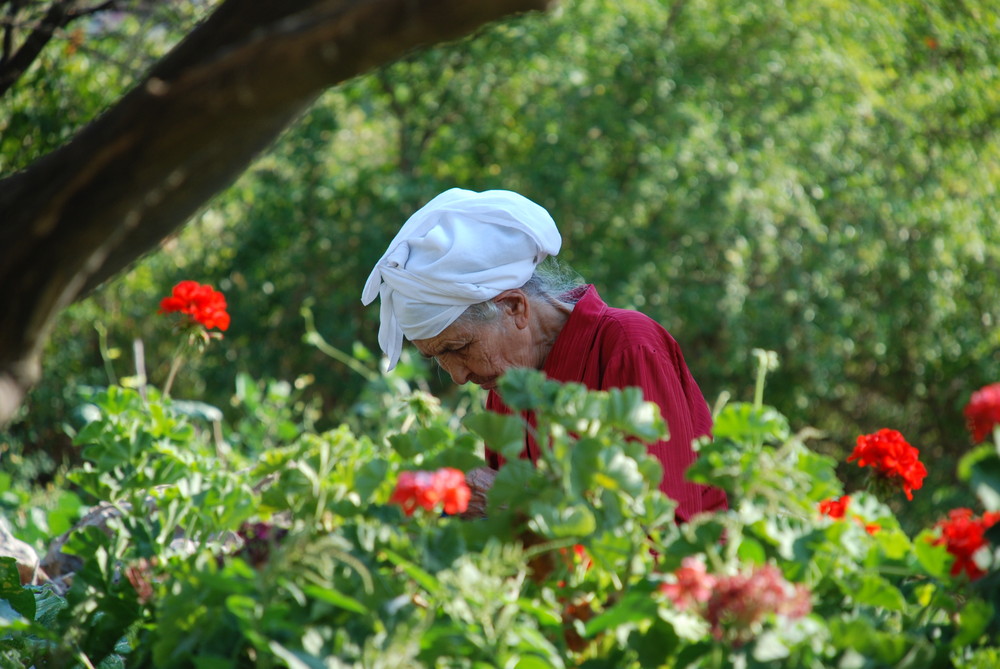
[432,342,470,364]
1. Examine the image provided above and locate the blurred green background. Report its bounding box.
[2,0,998,526]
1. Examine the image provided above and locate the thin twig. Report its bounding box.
[0,0,119,97]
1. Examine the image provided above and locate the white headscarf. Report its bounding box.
[361,188,562,370]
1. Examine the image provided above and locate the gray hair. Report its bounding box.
[455,257,585,325]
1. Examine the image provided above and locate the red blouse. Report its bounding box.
[485,285,728,522]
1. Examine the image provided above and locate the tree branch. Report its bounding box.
[0,0,554,424]
[1,1,20,66]
[0,0,71,97]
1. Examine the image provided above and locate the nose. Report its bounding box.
[439,358,471,385]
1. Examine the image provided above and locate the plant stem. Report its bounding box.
[753,354,767,412]
[133,337,147,400]
[163,352,184,398]
[301,301,378,382]
[94,322,118,386]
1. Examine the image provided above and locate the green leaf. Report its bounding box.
[713,402,790,445]
[953,598,993,648]
[463,412,525,460]
[354,458,389,502]
[874,527,911,560]
[969,455,1000,512]
[516,598,561,627]
[530,504,596,538]
[381,549,440,593]
[268,640,327,669]
[752,630,790,662]
[511,627,565,668]
[170,399,224,423]
[421,447,483,473]
[630,618,679,667]
[388,433,422,459]
[958,445,997,481]
[913,530,952,579]
[736,537,767,565]
[0,598,23,624]
[496,368,560,412]
[835,572,906,611]
[828,617,909,665]
[0,558,35,621]
[512,655,556,669]
[597,451,645,496]
[603,387,666,442]
[584,590,658,636]
[489,460,541,511]
[569,437,604,496]
[301,584,368,615]
[32,585,68,630]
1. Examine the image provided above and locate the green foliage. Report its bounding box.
[0,470,84,553]
[2,2,1000,663]
[2,368,999,667]
[5,1,997,506]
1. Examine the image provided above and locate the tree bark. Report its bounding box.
[0,0,553,425]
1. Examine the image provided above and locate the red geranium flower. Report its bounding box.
[433,467,473,515]
[964,383,1000,444]
[932,508,998,580]
[159,280,230,331]
[818,496,851,520]
[390,467,471,516]
[847,429,927,500]
[861,522,881,535]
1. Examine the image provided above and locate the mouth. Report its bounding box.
[478,378,498,390]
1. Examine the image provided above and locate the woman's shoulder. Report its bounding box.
[589,305,683,366]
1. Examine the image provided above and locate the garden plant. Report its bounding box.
[1,1,998,667]
[1,282,998,668]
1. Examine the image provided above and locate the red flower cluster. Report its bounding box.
[964,383,1000,444]
[559,543,591,569]
[933,508,1000,580]
[556,544,592,588]
[818,496,850,519]
[818,495,880,535]
[390,468,471,516]
[661,559,811,641]
[159,280,230,331]
[847,428,927,500]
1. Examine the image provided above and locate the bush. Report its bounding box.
[2,362,998,668]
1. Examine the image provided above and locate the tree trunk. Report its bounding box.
[0,0,553,425]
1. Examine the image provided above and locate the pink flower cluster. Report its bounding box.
[390,468,471,516]
[661,558,811,641]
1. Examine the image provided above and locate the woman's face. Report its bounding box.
[412,310,535,391]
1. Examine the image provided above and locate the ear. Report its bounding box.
[493,290,530,329]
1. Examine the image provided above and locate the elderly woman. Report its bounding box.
[362,188,727,522]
